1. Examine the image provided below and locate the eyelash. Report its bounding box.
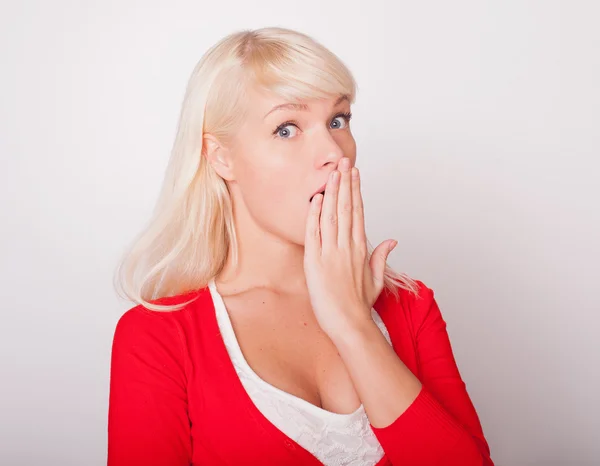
[271,112,353,138]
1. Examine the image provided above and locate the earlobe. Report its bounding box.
[202,134,235,181]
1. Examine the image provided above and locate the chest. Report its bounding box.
[185,285,418,465]
[220,289,362,414]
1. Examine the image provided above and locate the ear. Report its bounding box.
[202,133,235,181]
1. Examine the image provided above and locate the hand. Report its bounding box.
[303,157,398,339]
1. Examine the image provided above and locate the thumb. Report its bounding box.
[369,239,398,288]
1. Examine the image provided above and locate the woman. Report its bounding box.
[108,27,494,466]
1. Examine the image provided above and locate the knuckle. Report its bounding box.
[341,203,352,214]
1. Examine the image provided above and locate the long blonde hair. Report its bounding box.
[114,27,419,311]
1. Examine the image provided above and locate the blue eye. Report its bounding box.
[330,113,351,129]
[275,124,299,139]
[272,112,352,140]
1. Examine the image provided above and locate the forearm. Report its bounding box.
[331,307,491,465]
[331,314,422,428]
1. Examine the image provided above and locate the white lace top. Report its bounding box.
[208,279,393,466]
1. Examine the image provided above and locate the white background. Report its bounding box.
[1,1,598,465]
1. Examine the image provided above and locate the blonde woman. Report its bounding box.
[107,27,494,466]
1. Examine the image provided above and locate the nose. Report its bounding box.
[313,132,347,169]
[321,149,344,170]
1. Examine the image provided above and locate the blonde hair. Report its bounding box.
[114,27,419,311]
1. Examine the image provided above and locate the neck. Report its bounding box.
[215,197,308,295]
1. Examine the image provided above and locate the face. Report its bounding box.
[206,87,357,246]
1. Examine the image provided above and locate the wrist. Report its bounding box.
[327,311,379,348]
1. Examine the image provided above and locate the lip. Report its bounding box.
[309,183,328,202]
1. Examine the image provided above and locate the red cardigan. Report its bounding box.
[107,279,494,465]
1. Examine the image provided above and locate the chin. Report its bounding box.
[270,211,311,248]
[289,231,307,248]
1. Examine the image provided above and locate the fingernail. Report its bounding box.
[389,240,398,252]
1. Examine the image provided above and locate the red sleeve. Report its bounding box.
[370,282,494,465]
[107,307,191,466]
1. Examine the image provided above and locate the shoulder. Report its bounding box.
[111,287,210,352]
[109,291,212,393]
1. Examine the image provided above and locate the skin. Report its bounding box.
[203,87,422,425]
[204,87,358,293]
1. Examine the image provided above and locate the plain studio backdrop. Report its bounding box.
[1,1,598,465]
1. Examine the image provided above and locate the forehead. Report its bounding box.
[248,88,350,121]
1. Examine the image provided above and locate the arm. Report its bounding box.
[107,308,191,466]
[332,282,493,465]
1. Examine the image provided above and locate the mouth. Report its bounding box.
[309,184,327,202]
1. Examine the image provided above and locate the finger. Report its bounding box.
[321,169,340,251]
[337,157,352,249]
[305,192,323,254]
[369,240,397,292]
[351,167,367,246]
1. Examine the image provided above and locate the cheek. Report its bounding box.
[238,163,299,213]
[342,135,357,164]
[244,167,288,198]
[243,166,309,232]
[239,151,297,197]
[233,148,309,234]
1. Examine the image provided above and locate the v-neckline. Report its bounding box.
[205,278,324,464]
[208,278,366,422]
[204,278,390,466]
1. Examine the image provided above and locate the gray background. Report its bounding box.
[1,1,598,465]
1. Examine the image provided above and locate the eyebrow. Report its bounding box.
[263,94,350,120]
